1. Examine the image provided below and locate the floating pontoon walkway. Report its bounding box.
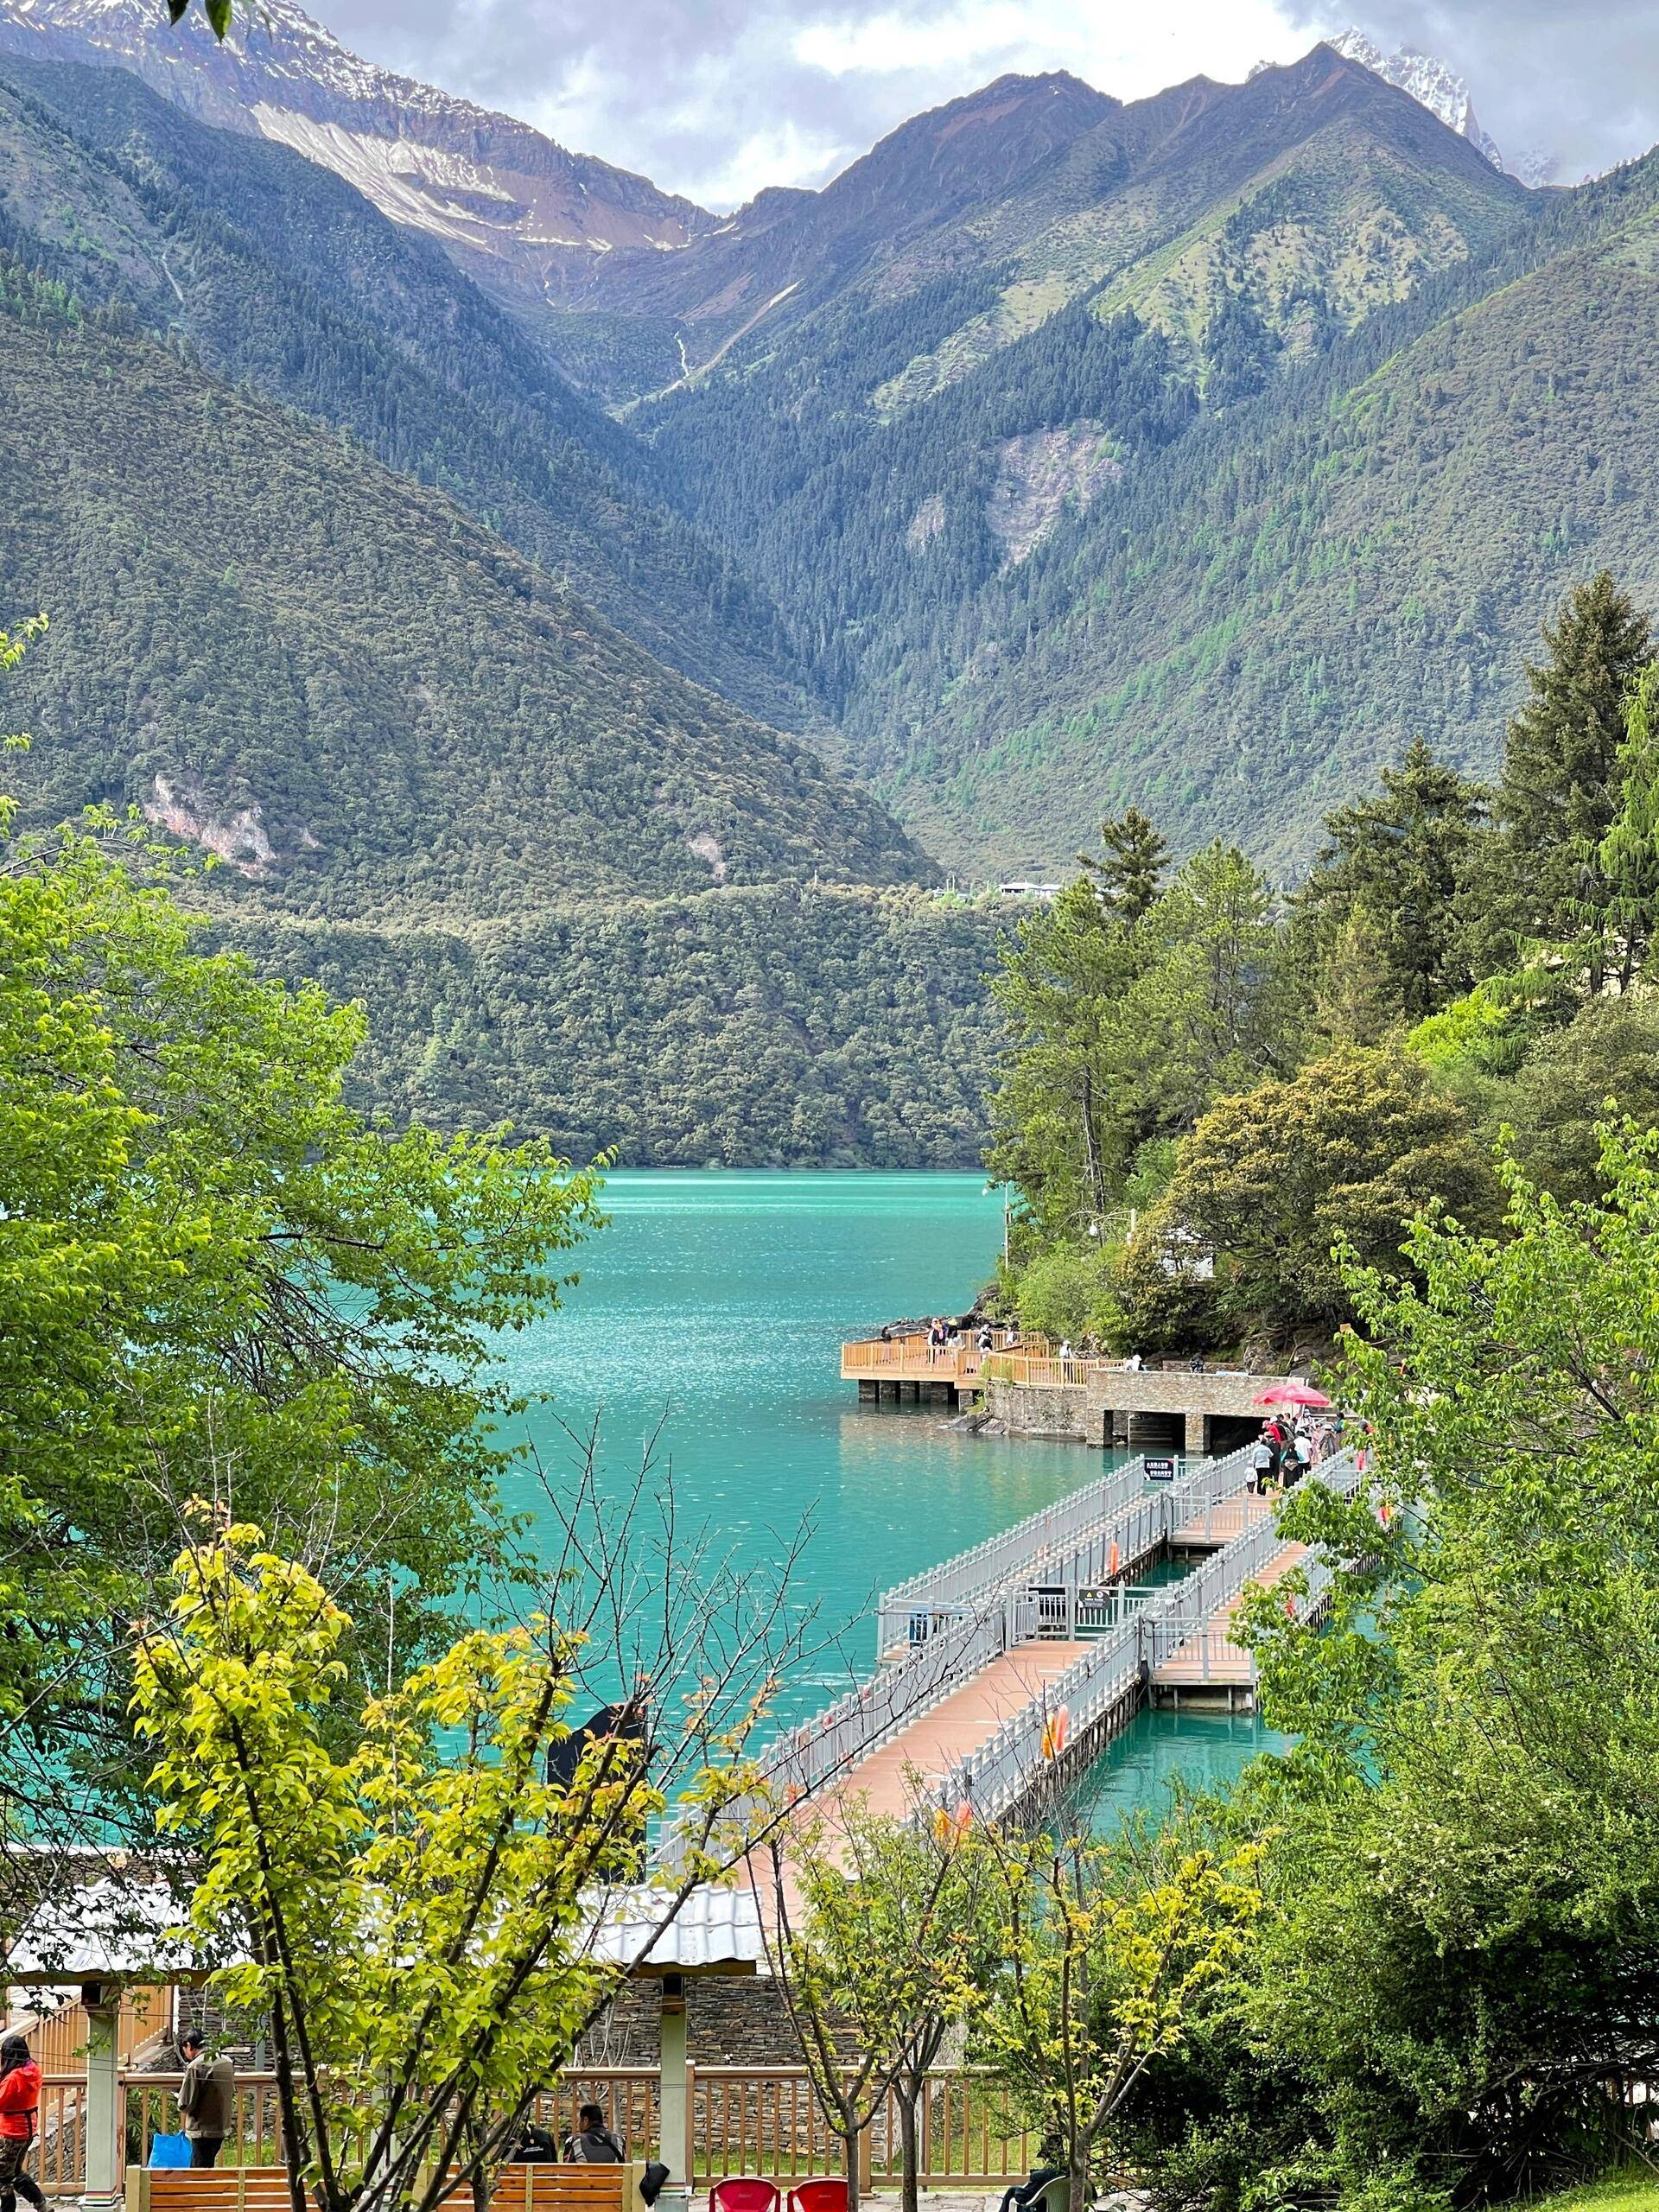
[656,1448,1361,1873]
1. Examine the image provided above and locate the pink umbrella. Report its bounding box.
[1255,1382,1332,1408]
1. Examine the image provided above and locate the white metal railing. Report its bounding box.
[656,1450,1357,1866]
[877,1458,1156,1649]
[653,1587,1035,1872]
[876,1444,1255,1653]
[924,1450,1361,1820]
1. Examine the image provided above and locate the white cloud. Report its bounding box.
[685,118,854,206]
[319,0,1659,211]
[796,0,1311,99]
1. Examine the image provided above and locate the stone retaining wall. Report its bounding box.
[575,1976,841,2067]
[982,1379,1095,1441]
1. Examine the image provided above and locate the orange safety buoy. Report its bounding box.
[1107,1540,1121,1579]
[1378,1497,1393,1528]
[1283,1593,1297,1620]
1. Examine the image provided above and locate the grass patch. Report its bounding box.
[1513,2171,1659,2212]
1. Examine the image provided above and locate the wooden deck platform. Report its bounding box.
[824,1639,1090,1819]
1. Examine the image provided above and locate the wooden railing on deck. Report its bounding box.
[13,1988,167,2074]
[842,1328,1029,1383]
[981,1352,1101,1389]
[90,2069,1037,2196]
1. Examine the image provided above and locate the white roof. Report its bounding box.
[583,1887,765,1976]
[4,1879,209,1984]
[7,1878,762,1985]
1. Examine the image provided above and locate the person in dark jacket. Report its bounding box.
[177,2031,236,2169]
[563,2105,625,2164]
[996,2130,1064,2212]
[0,2032,45,2212]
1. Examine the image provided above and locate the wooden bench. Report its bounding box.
[126,2171,294,2212]
[126,2161,650,2212]
[486,2165,645,2212]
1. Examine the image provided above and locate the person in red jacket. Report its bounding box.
[0,2032,45,2212]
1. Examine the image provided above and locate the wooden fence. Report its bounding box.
[13,1987,168,2074]
[29,2069,1040,2197]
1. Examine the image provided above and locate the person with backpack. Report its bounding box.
[0,2031,45,2212]
[563,2105,625,2164]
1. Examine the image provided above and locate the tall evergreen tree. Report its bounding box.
[1079,807,1170,924]
[1296,736,1488,1026]
[1492,571,1653,980]
[1599,660,1659,990]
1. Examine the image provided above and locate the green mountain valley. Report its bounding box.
[7,3,1659,1152]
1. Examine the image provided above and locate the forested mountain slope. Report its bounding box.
[0,54,815,729]
[0,271,918,912]
[618,48,1535,793]
[0,264,1007,1160]
[877,151,1659,877]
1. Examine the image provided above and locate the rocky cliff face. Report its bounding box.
[1330,28,1556,186]
[0,0,715,313]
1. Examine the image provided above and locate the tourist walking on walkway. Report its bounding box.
[0,2033,44,2212]
[178,2030,236,2169]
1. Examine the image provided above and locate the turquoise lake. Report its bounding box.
[494,1169,1283,1816]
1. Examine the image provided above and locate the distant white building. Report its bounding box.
[997,880,1064,900]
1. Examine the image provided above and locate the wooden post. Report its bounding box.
[856,2115,874,2198]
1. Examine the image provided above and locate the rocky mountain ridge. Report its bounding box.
[1329,27,1555,187]
[0,0,715,321]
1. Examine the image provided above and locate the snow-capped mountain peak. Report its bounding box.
[1332,28,1555,188]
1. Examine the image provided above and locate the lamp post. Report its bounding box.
[983,1179,1013,1268]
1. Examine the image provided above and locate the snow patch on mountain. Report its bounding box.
[0,0,715,292]
[1332,29,1556,187]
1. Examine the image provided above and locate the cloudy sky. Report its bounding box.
[316,0,1659,211]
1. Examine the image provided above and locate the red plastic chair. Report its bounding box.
[786,2184,849,2212]
[709,2183,781,2212]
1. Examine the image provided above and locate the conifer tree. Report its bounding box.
[1493,572,1653,980]
[1079,807,1170,925]
[1297,737,1487,1026]
[1599,660,1659,990]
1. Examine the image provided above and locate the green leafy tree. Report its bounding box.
[1218,1129,1659,2199]
[1150,1045,1499,1333]
[760,1803,994,2212]
[1485,994,1659,1205]
[131,1521,774,2212]
[974,1829,1262,2212]
[1295,736,1489,1027]
[1077,808,1169,925]
[0,623,602,1844]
